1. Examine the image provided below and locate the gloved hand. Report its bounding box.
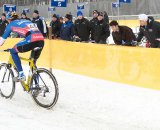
[121,40,133,46]
[131,41,138,46]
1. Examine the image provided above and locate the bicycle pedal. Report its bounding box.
[13,76,26,82]
[32,89,41,97]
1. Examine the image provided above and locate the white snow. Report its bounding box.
[0,66,160,130]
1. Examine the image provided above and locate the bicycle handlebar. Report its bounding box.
[0,49,10,52]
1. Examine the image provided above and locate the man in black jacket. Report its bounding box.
[32,10,48,38]
[94,12,110,44]
[74,11,90,42]
[0,13,8,36]
[109,20,136,46]
[89,10,99,42]
[50,14,61,39]
[137,14,160,48]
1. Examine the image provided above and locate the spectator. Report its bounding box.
[94,12,110,44]
[59,17,63,24]
[110,20,136,46]
[0,13,8,36]
[60,14,74,41]
[50,14,61,39]
[74,11,90,42]
[32,10,48,37]
[68,12,73,21]
[103,11,109,24]
[137,14,160,48]
[89,10,99,42]
[21,12,31,21]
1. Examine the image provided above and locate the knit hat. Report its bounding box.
[34,10,39,14]
[77,11,83,17]
[93,10,98,14]
[138,14,148,21]
[98,12,103,16]
[52,14,58,18]
[65,14,72,20]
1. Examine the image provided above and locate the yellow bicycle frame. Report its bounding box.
[8,55,36,91]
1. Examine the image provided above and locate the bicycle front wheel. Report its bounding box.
[0,63,15,99]
[30,68,59,109]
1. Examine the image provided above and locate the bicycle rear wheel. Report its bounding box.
[30,68,59,109]
[0,63,15,99]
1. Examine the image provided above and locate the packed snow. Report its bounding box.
[0,67,160,130]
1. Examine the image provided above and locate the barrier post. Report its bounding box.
[48,26,52,73]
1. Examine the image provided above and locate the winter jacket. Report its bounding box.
[32,16,48,37]
[137,18,160,48]
[50,20,62,38]
[60,20,74,41]
[94,19,110,44]
[0,19,8,36]
[112,26,136,45]
[89,18,98,40]
[74,17,90,41]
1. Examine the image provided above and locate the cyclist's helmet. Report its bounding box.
[6,12,19,20]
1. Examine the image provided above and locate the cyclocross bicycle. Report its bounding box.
[0,47,59,109]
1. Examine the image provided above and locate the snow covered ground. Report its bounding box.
[0,67,160,130]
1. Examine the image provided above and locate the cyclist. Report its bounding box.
[0,12,44,81]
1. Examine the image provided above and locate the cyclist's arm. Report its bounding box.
[0,24,12,46]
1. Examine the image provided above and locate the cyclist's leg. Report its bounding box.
[10,39,27,81]
[10,40,44,81]
[30,41,44,62]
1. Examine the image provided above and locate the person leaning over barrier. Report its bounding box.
[94,12,110,44]
[0,12,44,82]
[89,10,99,42]
[137,14,160,48]
[60,14,74,41]
[109,20,136,46]
[73,11,90,42]
[50,14,61,39]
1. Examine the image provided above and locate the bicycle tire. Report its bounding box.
[0,63,15,99]
[30,68,59,109]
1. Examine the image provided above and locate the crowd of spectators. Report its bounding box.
[49,10,110,44]
[1,10,160,48]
